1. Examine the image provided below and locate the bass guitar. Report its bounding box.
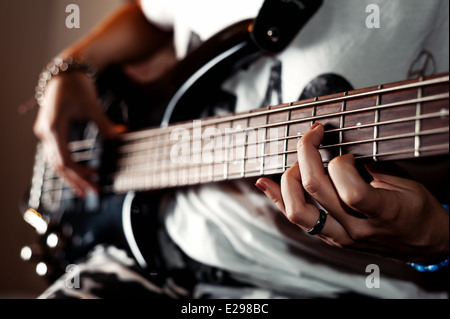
[21,19,449,281]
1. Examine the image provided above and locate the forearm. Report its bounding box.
[61,2,172,72]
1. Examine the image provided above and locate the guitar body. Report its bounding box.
[22,19,259,281]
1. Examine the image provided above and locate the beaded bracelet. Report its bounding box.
[407,257,449,272]
[407,204,449,272]
[34,56,97,107]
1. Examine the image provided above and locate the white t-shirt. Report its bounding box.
[140,0,449,298]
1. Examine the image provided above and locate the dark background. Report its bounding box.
[0,0,123,298]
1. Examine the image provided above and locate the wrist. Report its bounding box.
[61,46,105,74]
[407,204,449,272]
[34,56,97,108]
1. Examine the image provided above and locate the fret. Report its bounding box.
[260,111,269,176]
[220,120,229,180]
[260,130,266,175]
[218,122,233,180]
[158,134,167,188]
[149,135,158,189]
[210,123,223,181]
[150,140,159,188]
[161,136,171,189]
[167,133,178,187]
[311,97,318,126]
[206,127,214,182]
[339,93,348,156]
[190,129,202,184]
[414,83,423,157]
[241,123,247,178]
[373,86,382,161]
[283,107,292,172]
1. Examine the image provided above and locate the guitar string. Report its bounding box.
[110,128,449,181]
[113,110,449,167]
[114,144,450,192]
[111,93,450,168]
[42,110,449,182]
[115,75,449,143]
[40,127,450,202]
[61,77,449,154]
[64,92,448,161]
[115,92,449,152]
[41,142,449,201]
[41,124,449,194]
[43,111,448,179]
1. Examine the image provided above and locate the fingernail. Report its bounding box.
[310,122,320,131]
[255,179,267,192]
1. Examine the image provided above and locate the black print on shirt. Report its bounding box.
[259,60,283,108]
[187,31,203,55]
[407,49,436,79]
[299,73,353,100]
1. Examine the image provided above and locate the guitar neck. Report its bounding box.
[110,73,449,193]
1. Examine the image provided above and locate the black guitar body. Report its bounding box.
[22,19,261,282]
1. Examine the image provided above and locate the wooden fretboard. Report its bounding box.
[55,73,448,195]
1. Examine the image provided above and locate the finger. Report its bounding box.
[280,162,320,230]
[328,154,397,217]
[256,177,285,214]
[258,164,352,244]
[46,122,98,197]
[61,164,99,197]
[365,163,417,191]
[280,163,350,239]
[297,124,345,214]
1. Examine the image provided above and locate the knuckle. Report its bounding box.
[302,176,321,196]
[296,136,304,150]
[347,225,373,242]
[33,119,59,139]
[297,133,310,151]
[270,196,283,209]
[338,237,356,249]
[327,156,341,173]
[48,121,60,134]
[282,166,296,181]
[33,122,42,138]
[341,189,365,208]
[320,233,355,249]
[285,207,302,226]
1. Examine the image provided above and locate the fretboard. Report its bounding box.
[109,73,449,193]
